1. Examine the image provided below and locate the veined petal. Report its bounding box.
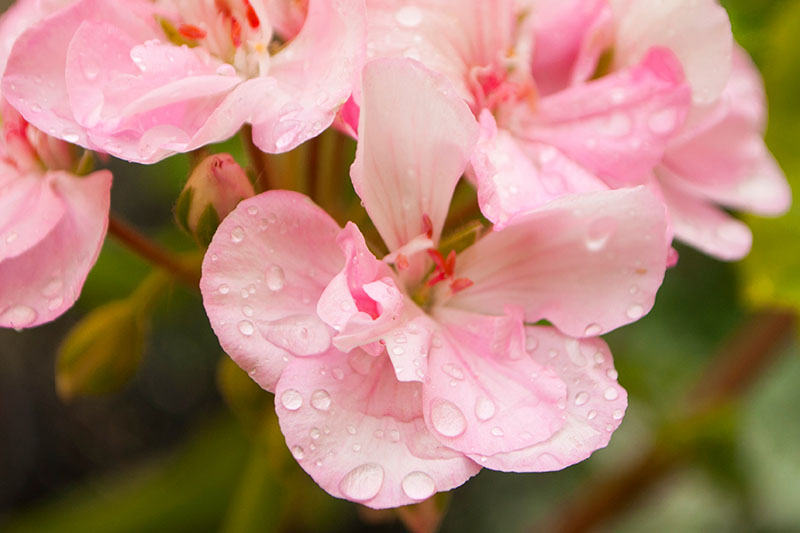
[444,187,669,338]
[275,348,480,509]
[660,181,752,262]
[200,191,343,392]
[472,111,607,227]
[251,0,366,153]
[0,169,111,329]
[423,308,567,457]
[514,47,691,188]
[351,58,478,255]
[473,326,627,472]
[611,0,732,105]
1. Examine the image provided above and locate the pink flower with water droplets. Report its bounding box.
[201,59,670,508]
[2,0,365,163]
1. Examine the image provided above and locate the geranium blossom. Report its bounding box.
[201,59,670,508]
[2,0,365,163]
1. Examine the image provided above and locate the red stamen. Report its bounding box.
[444,250,456,278]
[244,0,260,28]
[426,271,447,287]
[230,17,242,47]
[426,249,446,272]
[450,278,474,294]
[396,253,409,271]
[215,0,233,17]
[422,214,433,239]
[178,24,207,40]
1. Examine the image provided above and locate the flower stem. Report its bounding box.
[108,215,200,289]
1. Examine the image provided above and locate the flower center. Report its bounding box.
[158,0,274,78]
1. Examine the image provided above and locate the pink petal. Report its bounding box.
[275,348,480,509]
[0,172,65,261]
[200,191,344,392]
[0,169,111,329]
[513,47,691,187]
[473,326,627,472]
[2,0,158,150]
[351,58,478,256]
[659,48,790,216]
[471,110,608,227]
[660,182,752,261]
[364,0,516,106]
[422,308,567,457]
[611,0,732,105]
[444,187,669,337]
[250,0,366,153]
[265,0,308,40]
[528,0,613,95]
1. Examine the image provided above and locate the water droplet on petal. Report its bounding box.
[574,392,589,406]
[474,396,496,422]
[238,320,254,336]
[587,410,597,420]
[280,389,303,410]
[346,425,357,435]
[584,323,602,336]
[310,428,321,440]
[586,217,618,252]
[604,387,619,401]
[47,296,64,311]
[310,389,332,411]
[242,305,254,317]
[491,426,504,437]
[291,445,305,460]
[218,284,230,295]
[613,409,624,420]
[0,305,37,327]
[266,265,286,291]
[332,367,345,381]
[339,463,384,502]
[231,226,245,243]
[402,471,436,500]
[626,304,644,320]
[442,363,464,380]
[430,399,467,438]
[606,368,619,380]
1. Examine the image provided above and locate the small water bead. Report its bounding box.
[291,446,305,460]
[352,443,361,452]
[242,305,254,317]
[401,471,436,501]
[339,463,384,502]
[593,352,605,364]
[47,296,64,311]
[230,226,245,243]
[603,387,619,401]
[238,320,254,336]
[63,131,80,143]
[626,304,644,320]
[525,334,539,353]
[586,216,618,252]
[430,399,467,438]
[310,428,321,440]
[390,429,401,442]
[280,389,303,411]
[587,410,597,420]
[584,323,602,336]
[613,409,624,420]
[266,265,286,291]
[346,425,357,435]
[310,389,332,411]
[491,427,504,437]
[0,305,38,327]
[6,232,18,244]
[606,368,619,380]
[574,392,590,406]
[474,396,496,422]
[442,363,464,380]
[332,367,345,381]
[391,346,406,356]
[374,430,384,439]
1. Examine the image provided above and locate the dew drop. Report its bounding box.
[346,425,357,435]
[291,445,305,460]
[606,368,619,380]
[613,409,624,420]
[6,232,18,244]
[604,387,619,401]
[266,265,286,291]
[390,429,401,442]
[352,443,361,452]
[47,296,64,311]
[247,205,258,216]
[584,323,602,336]
[491,426,504,437]
[402,471,436,501]
[63,131,80,143]
[310,389,332,411]
[310,427,321,440]
[587,410,597,420]
[0,305,37,327]
[280,389,303,410]
[586,217,618,252]
[474,396,496,422]
[430,399,467,438]
[626,304,644,320]
[442,363,464,380]
[339,463,384,502]
[238,320,254,336]
[574,392,589,406]
[230,226,245,243]
[332,367,345,381]
[242,305,254,317]
[391,346,406,356]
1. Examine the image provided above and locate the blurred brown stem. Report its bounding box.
[540,308,796,533]
[108,215,200,289]
[241,125,272,193]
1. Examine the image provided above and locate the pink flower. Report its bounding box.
[2,0,365,163]
[0,100,111,329]
[201,59,670,508]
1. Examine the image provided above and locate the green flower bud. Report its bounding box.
[175,154,254,247]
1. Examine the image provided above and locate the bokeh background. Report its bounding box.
[1,1,799,531]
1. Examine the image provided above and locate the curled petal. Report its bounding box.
[200,191,343,391]
[445,187,669,337]
[275,348,480,509]
[473,326,627,472]
[0,170,111,329]
[0,172,65,261]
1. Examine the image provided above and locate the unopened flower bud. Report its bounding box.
[175,154,254,247]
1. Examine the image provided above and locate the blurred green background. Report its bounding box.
[1,1,799,531]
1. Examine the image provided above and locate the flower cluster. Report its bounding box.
[0,0,790,509]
